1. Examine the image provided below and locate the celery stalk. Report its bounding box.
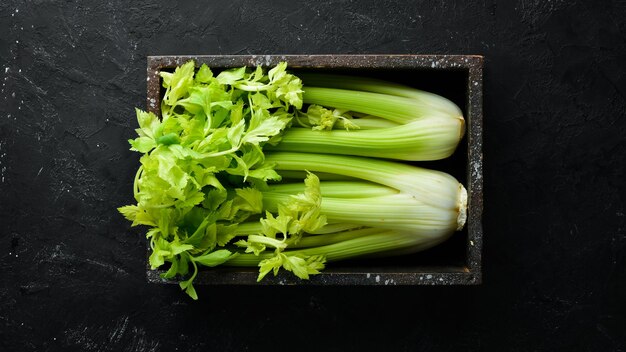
[234,221,363,236]
[265,152,466,214]
[269,75,466,161]
[226,230,442,266]
[270,115,464,161]
[299,72,463,117]
[261,192,458,235]
[267,181,399,198]
[303,87,438,124]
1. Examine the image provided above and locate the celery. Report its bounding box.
[270,115,464,161]
[119,61,469,299]
[266,152,467,213]
[261,192,459,235]
[267,181,399,198]
[298,72,462,117]
[226,230,444,266]
[267,73,465,160]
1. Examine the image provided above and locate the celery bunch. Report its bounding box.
[273,72,465,160]
[118,61,467,299]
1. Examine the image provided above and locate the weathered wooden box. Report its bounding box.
[145,54,483,286]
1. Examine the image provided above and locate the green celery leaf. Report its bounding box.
[247,163,282,182]
[170,242,193,255]
[178,253,190,276]
[117,205,138,222]
[195,64,213,83]
[192,249,238,267]
[178,185,205,208]
[306,255,326,273]
[161,256,180,279]
[204,222,217,251]
[162,60,195,105]
[276,77,303,109]
[268,62,287,83]
[282,255,310,279]
[250,92,274,110]
[216,223,238,246]
[135,108,161,139]
[227,118,246,147]
[233,188,263,213]
[257,254,283,282]
[176,86,212,117]
[129,136,156,153]
[202,189,228,211]
[260,211,291,238]
[179,278,198,300]
[149,238,171,269]
[242,115,291,145]
[235,239,266,255]
[216,66,246,85]
[216,199,234,220]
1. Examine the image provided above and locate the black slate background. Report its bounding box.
[1,0,625,351]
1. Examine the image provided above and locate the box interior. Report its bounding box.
[156,64,470,275]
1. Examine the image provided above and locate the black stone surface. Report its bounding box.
[1,1,625,351]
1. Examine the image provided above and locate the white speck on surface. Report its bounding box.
[11,92,15,98]
[431,62,436,68]
[366,273,370,278]
[15,254,18,258]
[384,279,389,285]
[18,69,21,73]
[426,274,433,279]
[471,162,481,181]
[474,81,478,86]
[53,338,56,341]
[375,275,380,283]
[4,67,8,73]
[15,8,19,13]
[470,240,475,246]
[16,40,19,44]
[106,118,109,122]
[36,166,43,177]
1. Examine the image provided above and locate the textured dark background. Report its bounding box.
[1,0,625,351]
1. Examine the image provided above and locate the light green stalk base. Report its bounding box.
[225,230,444,266]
